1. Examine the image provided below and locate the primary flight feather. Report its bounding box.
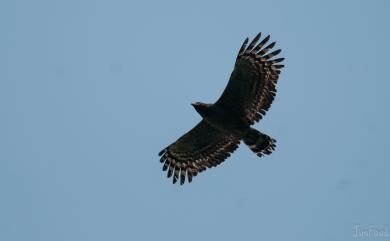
[159,32,285,185]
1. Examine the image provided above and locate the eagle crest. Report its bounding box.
[159,32,285,185]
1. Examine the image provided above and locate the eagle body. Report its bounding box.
[159,33,285,185]
[192,102,247,136]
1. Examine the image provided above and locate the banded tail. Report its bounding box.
[243,128,276,157]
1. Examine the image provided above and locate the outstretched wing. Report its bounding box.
[215,33,284,125]
[158,120,240,185]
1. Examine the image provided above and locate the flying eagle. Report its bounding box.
[159,32,284,185]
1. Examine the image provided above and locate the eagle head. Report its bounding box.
[191,102,211,116]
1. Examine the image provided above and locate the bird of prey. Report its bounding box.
[159,32,284,185]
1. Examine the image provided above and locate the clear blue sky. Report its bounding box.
[1,0,389,241]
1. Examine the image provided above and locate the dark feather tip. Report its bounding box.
[162,162,169,171]
[180,173,185,185]
[167,168,173,178]
[158,149,166,156]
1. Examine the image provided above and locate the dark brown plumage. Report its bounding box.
[159,33,285,185]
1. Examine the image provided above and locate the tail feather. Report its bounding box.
[243,128,276,157]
